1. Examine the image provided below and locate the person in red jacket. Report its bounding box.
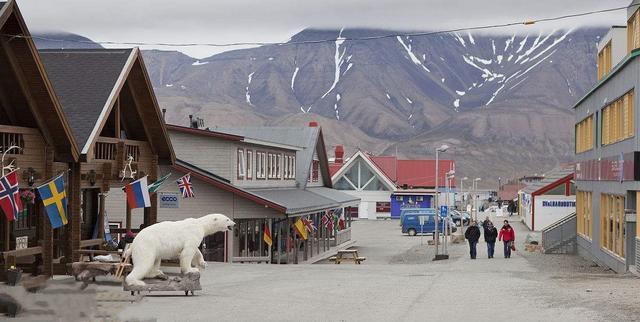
[498,220,515,258]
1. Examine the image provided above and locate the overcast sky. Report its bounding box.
[18,0,630,58]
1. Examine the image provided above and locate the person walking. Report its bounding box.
[481,216,491,230]
[508,200,516,217]
[498,220,515,258]
[483,220,498,258]
[464,220,481,259]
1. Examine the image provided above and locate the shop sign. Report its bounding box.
[159,192,180,208]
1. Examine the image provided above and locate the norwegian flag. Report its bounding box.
[0,170,22,221]
[177,173,195,198]
[321,211,329,227]
[323,211,334,231]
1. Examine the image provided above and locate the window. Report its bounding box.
[309,160,319,182]
[246,150,253,179]
[628,9,640,53]
[256,151,266,179]
[395,195,403,201]
[283,155,296,180]
[276,154,281,179]
[600,193,625,258]
[376,202,390,213]
[237,149,245,180]
[597,41,612,80]
[417,196,424,202]
[601,90,634,146]
[576,191,592,239]
[575,115,594,153]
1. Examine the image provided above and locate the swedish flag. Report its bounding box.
[37,174,68,229]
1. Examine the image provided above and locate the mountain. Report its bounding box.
[33,28,606,186]
[33,32,103,49]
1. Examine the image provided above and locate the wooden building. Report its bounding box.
[0,0,79,277]
[107,123,359,264]
[39,47,174,265]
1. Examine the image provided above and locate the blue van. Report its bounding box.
[401,208,456,236]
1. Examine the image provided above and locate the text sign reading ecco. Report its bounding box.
[159,192,180,208]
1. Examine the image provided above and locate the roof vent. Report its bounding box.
[308,121,318,127]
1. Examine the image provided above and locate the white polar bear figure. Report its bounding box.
[125,213,235,286]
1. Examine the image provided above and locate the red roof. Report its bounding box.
[330,152,455,188]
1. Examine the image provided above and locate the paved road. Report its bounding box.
[4,213,639,321]
[114,213,640,321]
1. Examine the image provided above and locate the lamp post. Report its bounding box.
[460,177,468,213]
[444,170,454,256]
[433,144,448,261]
[473,178,482,221]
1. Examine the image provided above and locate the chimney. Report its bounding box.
[162,108,166,122]
[189,115,194,128]
[308,121,318,127]
[335,145,344,164]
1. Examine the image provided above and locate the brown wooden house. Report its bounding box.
[0,0,79,277]
[39,47,174,265]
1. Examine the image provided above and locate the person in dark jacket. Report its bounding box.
[483,220,498,258]
[508,200,516,217]
[498,220,516,258]
[464,220,481,259]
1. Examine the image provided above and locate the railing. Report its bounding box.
[541,212,577,254]
[335,228,352,246]
[94,137,145,162]
[0,132,24,154]
[94,141,117,160]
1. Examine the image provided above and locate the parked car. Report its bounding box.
[401,208,456,236]
[450,210,471,226]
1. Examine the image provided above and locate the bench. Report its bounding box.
[331,249,366,264]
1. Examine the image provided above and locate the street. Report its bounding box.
[5,213,640,322]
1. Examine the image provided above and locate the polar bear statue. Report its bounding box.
[125,213,235,286]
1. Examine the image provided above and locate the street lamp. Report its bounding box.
[444,170,454,256]
[433,144,448,261]
[460,177,468,211]
[473,178,482,221]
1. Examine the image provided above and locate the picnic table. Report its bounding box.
[329,249,366,264]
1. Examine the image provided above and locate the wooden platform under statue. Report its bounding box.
[123,272,202,296]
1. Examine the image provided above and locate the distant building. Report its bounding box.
[518,166,575,231]
[573,3,640,273]
[330,147,455,219]
[498,175,544,201]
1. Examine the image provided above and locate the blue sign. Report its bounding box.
[440,205,448,216]
[159,192,180,208]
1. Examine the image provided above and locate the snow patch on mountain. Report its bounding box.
[321,28,347,100]
[291,66,299,91]
[397,36,430,72]
[245,72,254,106]
[192,60,209,66]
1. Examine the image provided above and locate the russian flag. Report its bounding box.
[125,176,151,209]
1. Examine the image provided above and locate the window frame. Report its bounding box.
[256,151,267,180]
[246,150,253,180]
[237,148,246,180]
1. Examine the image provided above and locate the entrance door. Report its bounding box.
[80,189,99,240]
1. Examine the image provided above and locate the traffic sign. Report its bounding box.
[440,205,448,216]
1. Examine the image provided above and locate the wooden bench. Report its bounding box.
[331,249,366,264]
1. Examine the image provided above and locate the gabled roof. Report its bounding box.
[331,151,456,189]
[0,0,79,162]
[521,166,574,195]
[331,150,397,191]
[215,126,331,188]
[39,48,174,163]
[39,48,133,151]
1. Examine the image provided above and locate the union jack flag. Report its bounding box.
[302,217,316,232]
[0,170,22,221]
[177,173,195,198]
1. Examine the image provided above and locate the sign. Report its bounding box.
[440,205,448,216]
[541,200,576,207]
[16,236,27,250]
[159,192,180,208]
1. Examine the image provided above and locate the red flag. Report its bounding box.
[0,170,22,221]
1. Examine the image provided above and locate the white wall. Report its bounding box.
[521,193,533,230]
[337,190,392,220]
[532,195,576,231]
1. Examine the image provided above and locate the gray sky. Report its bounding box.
[19,0,630,58]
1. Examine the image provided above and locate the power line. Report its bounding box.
[1,4,636,48]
